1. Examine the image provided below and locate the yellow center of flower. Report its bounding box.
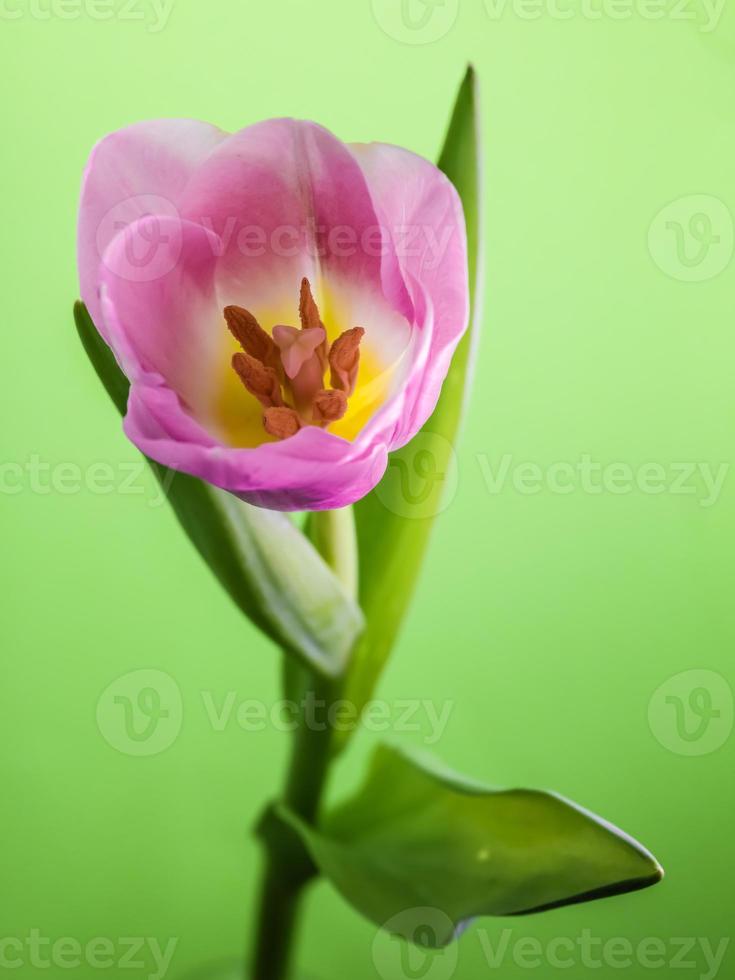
[213,278,395,447]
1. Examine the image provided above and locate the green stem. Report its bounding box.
[248,856,302,980]
[249,671,336,980]
[249,508,357,980]
[305,506,359,600]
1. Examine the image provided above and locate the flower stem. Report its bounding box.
[249,507,358,980]
[249,671,335,980]
[305,506,359,601]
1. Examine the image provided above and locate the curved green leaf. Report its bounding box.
[282,744,663,946]
[73,301,363,677]
[345,65,483,731]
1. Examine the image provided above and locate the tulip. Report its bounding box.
[78,118,469,510]
[74,76,664,980]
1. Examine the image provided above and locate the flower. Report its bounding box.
[78,118,469,510]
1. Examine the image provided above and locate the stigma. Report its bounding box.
[224,279,364,440]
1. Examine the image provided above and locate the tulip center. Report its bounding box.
[224,278,365,441]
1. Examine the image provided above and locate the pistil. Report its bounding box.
[272,324,326,415]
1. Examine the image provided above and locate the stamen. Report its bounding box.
[312,388,348,425]
[232,352,283,408]
[224,305,281,373]
[329,327,364,396]
[299,277,328,371]
[225,282,366,441]
[263,406,302,439]
[299,277,322,331]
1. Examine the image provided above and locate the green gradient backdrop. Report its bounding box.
[2,1,734,978]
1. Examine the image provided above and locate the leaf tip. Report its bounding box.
[73,298,87,329]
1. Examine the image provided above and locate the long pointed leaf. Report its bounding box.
[346,66,483,725]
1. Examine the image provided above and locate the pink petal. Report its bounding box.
[124,381,389,511]
[78,119,227,336]
[99,215,226,435]
[179,119,413,322]
[349,142,469,447]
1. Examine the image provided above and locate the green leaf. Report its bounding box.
[345,65,483,729]
[281,744,663,946]
[73,301,363,678]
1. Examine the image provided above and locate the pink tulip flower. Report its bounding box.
[78,118,469,510]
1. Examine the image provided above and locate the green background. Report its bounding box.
[2,0,734,977]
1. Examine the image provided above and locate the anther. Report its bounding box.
[232,352,283,408]
[263,406,302,439]
[299,277,323,332]
[224,305,281,373]
[312,389,348,425]
[329,327,364,396]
